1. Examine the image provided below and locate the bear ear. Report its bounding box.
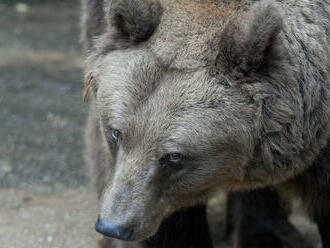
[106,0,163,44]
[216,0,283,79]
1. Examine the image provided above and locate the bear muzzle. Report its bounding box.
[95,217,135,241]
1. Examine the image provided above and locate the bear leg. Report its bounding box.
[226,188,312,248]
[291,143,330,248]
[145,205,213,248]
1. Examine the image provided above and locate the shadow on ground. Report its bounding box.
[0,1,321,248]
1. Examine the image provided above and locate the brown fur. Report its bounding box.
[81,0,330,247]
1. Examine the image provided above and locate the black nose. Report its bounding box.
[95,218,134,241]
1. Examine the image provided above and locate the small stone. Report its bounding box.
[0,160,12,177]
[15,3,29,13]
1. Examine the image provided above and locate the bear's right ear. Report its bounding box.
[106,0,163,45]
[216,0,284,79]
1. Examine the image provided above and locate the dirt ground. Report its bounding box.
[0,1,322,248]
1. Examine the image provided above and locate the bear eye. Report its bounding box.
[162,152,184,165]
[110,129,121,142]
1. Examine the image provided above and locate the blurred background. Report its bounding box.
[0,1,100,247]
[1,0,86,192]
[0,1,321,248]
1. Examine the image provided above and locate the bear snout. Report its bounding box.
[95,217,135,241]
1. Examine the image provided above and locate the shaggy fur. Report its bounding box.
[81,0,330,247]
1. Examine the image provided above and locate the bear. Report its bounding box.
[81,0,330,247]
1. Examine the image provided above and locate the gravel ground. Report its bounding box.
[0,1,322,248]
[0,0,88,190]
[0,189,99,248]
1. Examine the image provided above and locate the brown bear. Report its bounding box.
[81,0,330,247]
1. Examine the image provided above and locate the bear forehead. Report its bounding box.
[149,0,250,69]
[96,50,231,134]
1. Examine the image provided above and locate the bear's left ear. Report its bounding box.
[216,0,284,79]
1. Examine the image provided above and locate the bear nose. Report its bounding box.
[95,218,134,241]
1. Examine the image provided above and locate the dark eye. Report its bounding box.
[162,152,184,165]
[110,129,121,141]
